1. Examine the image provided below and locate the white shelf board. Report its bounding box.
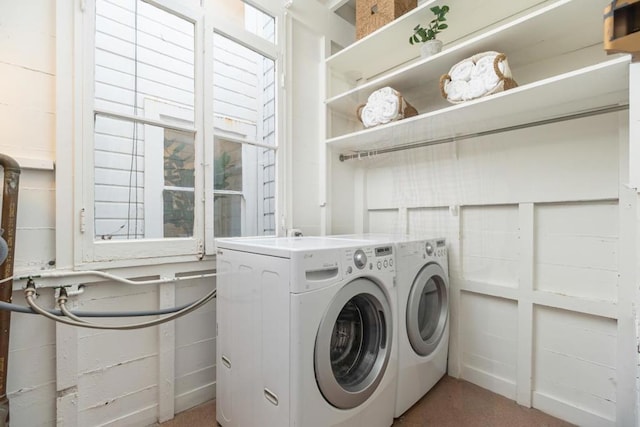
[326,0,553,83]
[326,0,605,114]
[326,57,630,153]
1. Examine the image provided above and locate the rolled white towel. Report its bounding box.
[470,53,498,80]
[363,87,402,125]
[360,104,379,128]
[482,69,501,91]
[449,59,474,82]
[379,99,401,123]
[368,86,395,103]
[464,78,487,100]
[445,79,468,102]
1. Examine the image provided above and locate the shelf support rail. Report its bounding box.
[338,104,629,162]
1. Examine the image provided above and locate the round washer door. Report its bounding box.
[314,278,393,409]
[406,263,448,356]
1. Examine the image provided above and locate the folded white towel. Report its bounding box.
[449,59,474,82]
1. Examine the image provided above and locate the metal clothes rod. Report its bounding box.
[338,104,629,162]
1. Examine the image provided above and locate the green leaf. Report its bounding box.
[438,23,448,30]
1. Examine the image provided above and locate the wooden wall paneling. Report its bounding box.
[367,209,399,234]
[56,296,79,427]
[447,206,462,378]
[532,306,617,426]
[461,205,520,288]
[616,108,637,425]
[534,201,619,302]
[174,278,216,412]
[460,292,518,400]
[517,203,534,407]
[158,282,176,422]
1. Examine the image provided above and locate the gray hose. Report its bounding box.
[25,283,217,330]
[0,300,198,317]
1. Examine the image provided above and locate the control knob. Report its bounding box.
[354,249,367,269]
[425,242,434,256]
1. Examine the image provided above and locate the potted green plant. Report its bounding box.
[409,5,450,58]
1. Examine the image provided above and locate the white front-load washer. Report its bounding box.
[215,236,398,427]
[327,234,450,417]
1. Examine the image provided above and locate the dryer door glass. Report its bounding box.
[407,263,448,356]
[315,278,393,409]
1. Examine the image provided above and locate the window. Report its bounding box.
[79,0,282,265]
[211,32,277,238]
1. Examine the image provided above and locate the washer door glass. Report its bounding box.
[315,278,393,409]
[406,263,448,356]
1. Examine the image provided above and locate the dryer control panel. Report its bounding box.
[425,239,447,258]
[343,245,395,275]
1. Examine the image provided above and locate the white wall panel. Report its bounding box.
[461,205,519,288]
[364,114,619,210]
[460,292,518,397]
[407,206,452,238]
[367,209,400,234]
[174,279,216,411]
[8,384,56,427]
[290,19,323,235]
[533,306,617,424]
[535,201,619,301]
[0,105,55,161]
[0,0,55,74]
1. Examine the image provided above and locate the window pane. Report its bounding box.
[214,194,242,238]
[213,144,276,237]
[213,33,276,145]
[214,0,275,42]
[94,114,195,240]
[94,0,195,121]
[164,189,194,238]
[165,129,195,188]
[214,139,242,191]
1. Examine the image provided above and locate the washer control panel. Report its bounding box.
[344,245,395,275]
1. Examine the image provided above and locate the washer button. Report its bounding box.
[383,260,388,268]
[377,261,382,270]
[389,259,393,267]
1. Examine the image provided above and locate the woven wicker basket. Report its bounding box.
[439,51,518,104]
[356,87,418,128]
[356,0,417,40]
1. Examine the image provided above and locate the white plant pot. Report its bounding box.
[420,39,443,58]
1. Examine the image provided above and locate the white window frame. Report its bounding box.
[204,6,284,255]
[65,0,284,268]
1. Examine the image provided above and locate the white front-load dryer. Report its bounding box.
[215,236,398,427]
[327,234,450,417]
[394,237,449,417]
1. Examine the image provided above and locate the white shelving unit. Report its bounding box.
[325,0,630,156]
[328,57,630,153]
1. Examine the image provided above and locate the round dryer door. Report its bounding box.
[314,278,393,409]
[406,263,448,356]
